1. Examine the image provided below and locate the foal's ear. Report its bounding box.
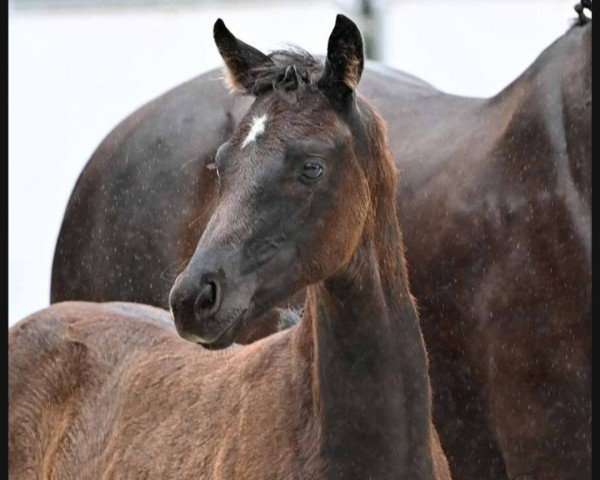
[213,19,274,93]
[318,14,364,107]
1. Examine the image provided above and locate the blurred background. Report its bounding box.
[9,0,579,325]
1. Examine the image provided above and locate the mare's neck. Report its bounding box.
[301,177,437,479]
[490,23,590,192]
[486,26,591,262]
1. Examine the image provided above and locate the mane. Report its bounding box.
[572,0,592,27]
[248,47,323,95]
[352,94,411,293]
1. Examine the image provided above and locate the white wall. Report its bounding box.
[8,0,578,325]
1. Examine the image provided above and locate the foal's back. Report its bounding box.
[9,302,320,479]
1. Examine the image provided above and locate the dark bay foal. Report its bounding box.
[9,16,450,479]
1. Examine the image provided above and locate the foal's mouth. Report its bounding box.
[192,278,292,349]
[197,308,248,350]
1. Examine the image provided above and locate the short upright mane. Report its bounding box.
[245,48,322,95]
[573,0,592,26]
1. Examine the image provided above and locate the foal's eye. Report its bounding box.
[301,162,323,181]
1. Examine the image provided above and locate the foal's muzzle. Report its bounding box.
[169,271,228,344]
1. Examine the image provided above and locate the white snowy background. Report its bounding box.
[9,0,579,325]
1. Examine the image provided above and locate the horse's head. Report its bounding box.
[170,15,377,348]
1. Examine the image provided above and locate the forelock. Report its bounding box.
[247,47,323,96]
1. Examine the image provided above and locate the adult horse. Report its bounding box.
[10,16,451,479]
[51,7,592,480]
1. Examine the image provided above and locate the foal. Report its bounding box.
[9,16,450,479]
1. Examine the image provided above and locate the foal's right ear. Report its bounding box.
[213,19,274,93]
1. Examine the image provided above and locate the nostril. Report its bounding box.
[197,281,217,310]
[169,288,184,316]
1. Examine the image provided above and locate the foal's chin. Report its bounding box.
[198,325,242,350]
[195,309,249,350]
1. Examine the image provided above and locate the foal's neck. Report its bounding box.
[301,144,437,478]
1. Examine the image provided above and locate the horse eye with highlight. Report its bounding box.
[301,162,323,181]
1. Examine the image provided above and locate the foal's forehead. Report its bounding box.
[233,92,349,151]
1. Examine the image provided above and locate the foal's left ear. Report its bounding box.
[213,19,274,93]
[318,14,364,107]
